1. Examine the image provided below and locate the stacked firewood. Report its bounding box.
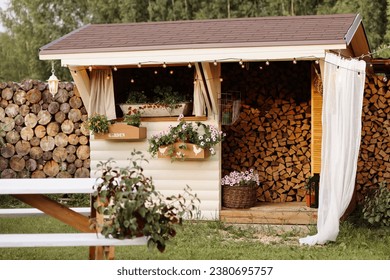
[0,80,90,178]
[222,98,311,203]
[356,75,390,202]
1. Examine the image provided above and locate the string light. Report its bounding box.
[188,62,192,68]
[106,74,111,80]
[259,66,263,70]
[130,78,135,83]
[293,58,297,64]
[154,70,158,75]
[315,60,319,64]
[239,59,243,65]
[163,62,167,68]
[170,70,174,75]
[265,60,270,66]
[213,60,218,66]
[138,63,142,68]
[219,76,223,82]
[383,74,388,82]
[113,66,118,71]
[88,66,93,72]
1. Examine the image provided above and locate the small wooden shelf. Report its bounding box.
[94,123,147,140]
[158,143,210,160]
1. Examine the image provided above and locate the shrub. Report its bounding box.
[86,114,110,134]
[90,150,200,252]
[362,182,390,227]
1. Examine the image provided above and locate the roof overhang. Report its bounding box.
[40,43,347,67]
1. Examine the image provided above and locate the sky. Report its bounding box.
[0,0,8,32]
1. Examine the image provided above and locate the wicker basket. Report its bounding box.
[222,184,257,208]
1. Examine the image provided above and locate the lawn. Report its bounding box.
[0,215,389,260]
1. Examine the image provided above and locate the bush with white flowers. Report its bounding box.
[148,114,225,158]
[221,169,260,187]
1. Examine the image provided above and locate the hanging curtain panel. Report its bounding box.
[300,52,366,245]
[193,72,206,116]
[88,69,116,120]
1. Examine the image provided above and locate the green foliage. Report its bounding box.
[153,86,187,106]
[148,117,225,158]
[1,218,390,259]
[0,0,88,81]
[1,0,390,81]
[91,152,200,253]
[123,110,142,127]
[125,91,148,104]
[362,182,390,227]
[85,114,110,134]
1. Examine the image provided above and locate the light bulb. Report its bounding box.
[88,66,92,72]
[113,66,117,71]
[138,63,142,68]
[265,60,270,66]
[293,58,297,64]
[163,62,167,68]
[383,75,388,82]
[188,62,192,68]
[213,60,218,66]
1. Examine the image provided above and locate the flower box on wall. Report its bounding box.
[94,123,147,140]
[119,102,192,117]
[157,143,210,160]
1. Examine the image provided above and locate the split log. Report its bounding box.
[10,155,25,172]
[76,145,90,160]
[47,122,60,136]
[26,88,42,104]
[61,120,74,134]
[43,160,59,177]
[34,125,46,138]
[40,136,55,151]
[38,110,52,125]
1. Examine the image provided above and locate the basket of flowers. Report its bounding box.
[222,169,259,208]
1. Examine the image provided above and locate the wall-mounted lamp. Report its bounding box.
[47,62,59,96]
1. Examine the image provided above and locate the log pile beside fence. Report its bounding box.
[0,80,90,178]
[357,75,390,202]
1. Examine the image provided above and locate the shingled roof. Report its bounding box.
[39,14,370,66]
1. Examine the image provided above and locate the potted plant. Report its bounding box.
[148,115,225,161]
[86,112,146,140]
[119,86,192,117]
[90,151,200,252]
[221,169,260,208]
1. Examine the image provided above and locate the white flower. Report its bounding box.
[177,114,184,121]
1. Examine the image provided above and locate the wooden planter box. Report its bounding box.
[157,143,210,160]
[94,123,146,140]
[119,102,192,117]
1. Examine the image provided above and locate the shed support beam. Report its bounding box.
[201,62,220,117]
[69,66,91,116]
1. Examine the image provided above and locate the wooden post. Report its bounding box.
[311,66,323,175]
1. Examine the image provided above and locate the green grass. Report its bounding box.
[0,216,389,260]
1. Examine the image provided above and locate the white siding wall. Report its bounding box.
[89,119,221,220]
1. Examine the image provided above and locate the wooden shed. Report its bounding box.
[39,14,371,223]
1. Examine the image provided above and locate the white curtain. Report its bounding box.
[193,73,206,116]
[89,69,116,120]
[300,53,366,245]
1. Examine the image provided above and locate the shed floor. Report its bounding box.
[220,202,317,225]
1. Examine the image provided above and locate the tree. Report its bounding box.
[0,0,89,81]
[317,0,388,54]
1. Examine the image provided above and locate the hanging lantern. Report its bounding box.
[47,62,59,96]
